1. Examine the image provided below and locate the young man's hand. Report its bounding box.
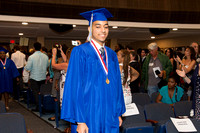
[77,123,89,133]
[119,116,123,127]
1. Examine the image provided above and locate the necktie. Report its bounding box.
[99,47,104,59]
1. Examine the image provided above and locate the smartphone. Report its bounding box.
[72,40,79,46]
[155,70,161,75]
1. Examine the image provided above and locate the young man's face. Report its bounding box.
[90,21,109,46]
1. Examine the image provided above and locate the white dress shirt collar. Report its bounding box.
[91,39,105,50]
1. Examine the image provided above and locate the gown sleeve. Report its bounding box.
[10,59,19,78]
[61,46,86,123]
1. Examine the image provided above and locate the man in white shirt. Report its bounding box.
[11,45,26,75]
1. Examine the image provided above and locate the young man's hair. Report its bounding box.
[34,42,42,51]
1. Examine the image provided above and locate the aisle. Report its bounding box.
[7,100,62,133]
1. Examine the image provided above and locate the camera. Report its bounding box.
[53,43,60,49]
[72,40,79,46]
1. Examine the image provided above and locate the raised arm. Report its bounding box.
[176,69,191,84]
[52,48,68,72]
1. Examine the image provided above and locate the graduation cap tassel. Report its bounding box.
[87,13,93,42]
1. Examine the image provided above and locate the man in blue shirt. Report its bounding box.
[25,42,49,111]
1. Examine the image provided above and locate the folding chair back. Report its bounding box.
[132,93,151,106]
[150,92,159,103]
[144,103,174,133]
[0,113,27,133]
[121,104,154,133]
[173,101,192,117]
[166,118,200,133]
[144,103,174,121]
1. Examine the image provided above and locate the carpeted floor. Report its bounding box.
[6,100,62,133]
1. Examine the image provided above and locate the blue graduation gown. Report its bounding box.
[61,42,125,133]
[0,58,19,93]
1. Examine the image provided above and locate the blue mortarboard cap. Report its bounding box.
[80,8,113,25]
[0,47,9,53]
[80,8,113,41]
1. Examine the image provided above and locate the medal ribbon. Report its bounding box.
[0,58,6,67]
[91,40,108,75]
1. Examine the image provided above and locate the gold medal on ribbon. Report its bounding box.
[106,78,110,84]
[3,67,5,69]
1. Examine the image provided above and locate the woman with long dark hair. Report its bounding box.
[117,49,139,104]
[175,46,196,100]
[165,48,174,66]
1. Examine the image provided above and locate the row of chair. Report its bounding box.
[121,101,193,133]
[0,101,27,133]
[21,82,60,127]
[132,92,188,107]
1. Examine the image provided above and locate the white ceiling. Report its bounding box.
[1,19,200,44]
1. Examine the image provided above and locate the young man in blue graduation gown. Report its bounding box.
[0,47,19,110]
[61,8,125,133]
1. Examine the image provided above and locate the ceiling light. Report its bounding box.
[22,22,28,25]
[172,28,178,31]
[151,36,155,39]
[73,25,76,27]
[19,33,23,36]
[112,26,118,29]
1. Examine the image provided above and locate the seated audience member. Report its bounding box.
[156,76,184,106]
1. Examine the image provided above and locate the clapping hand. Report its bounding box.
[174,55,182,64]
[176,69,186,78]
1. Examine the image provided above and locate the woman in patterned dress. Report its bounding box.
[117,49,139,105]
[176,65,200,120]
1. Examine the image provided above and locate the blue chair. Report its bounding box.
[132,93,151,107]
[144,103,174,133]
[173,101,192,117]
[0,101,6,113]
[165,118,200,133]
[0,113,27,133]
[21,86,35,108]
[150,92,159,103]
[121,104,154,133]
